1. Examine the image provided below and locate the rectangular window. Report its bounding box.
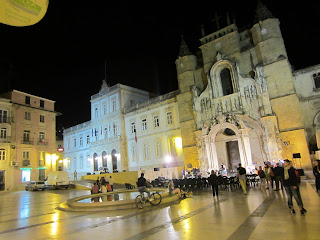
[155,141,161,157]
[313,73,320,88]
[40,100,45,108]
[142,119,147,131]
[166,112,173,125]
[86,135,90,144]
[25,96,30,105]
[80,156,84,169]
[39,132,45,143]
[40,115,45,123]
[74,138,76,147]
[23,151,30,159]
[131,122,136,134]
[154,116,159,128]
[112,100,116,112]
[24,112,31,120]
[94,107,98,118]
[23,130,30,142]
[0,149,5,160]
[143,144,148,160]
[80,137,83,146]
[103,104,107,115]
[39,151,45,160]
[132,146,136,162]
[22,170,31,182]
[0,128,7,139]
[0,110,8,123]
[67,139,70,149]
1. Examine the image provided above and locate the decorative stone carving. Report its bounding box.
[216,113,226,124]
[192,85,200,98]
[311,101,320,110]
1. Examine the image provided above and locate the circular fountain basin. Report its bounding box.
[57,188,179,211]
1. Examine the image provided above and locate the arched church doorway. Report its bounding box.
[111,149,118,172]
[93,153,98,171]
[102,151,107,168]
[215,128,241,173]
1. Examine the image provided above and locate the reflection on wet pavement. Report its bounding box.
[0,181,319,240]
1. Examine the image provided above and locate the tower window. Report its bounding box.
[220,68,234,96]
[313,73,320,89]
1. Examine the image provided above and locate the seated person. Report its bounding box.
[168,180,191,198]
[137,173,152,197]
[91,182,99,194]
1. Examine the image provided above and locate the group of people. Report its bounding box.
[208,160,308,215]
[91,176,114,194]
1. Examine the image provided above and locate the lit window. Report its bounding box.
[142,119,147,131]
[154,116,159,128]
[22,170,31,182]
[166,112,173,125]
[0,149,5,160]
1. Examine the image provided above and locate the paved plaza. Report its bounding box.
[0,179,319,240]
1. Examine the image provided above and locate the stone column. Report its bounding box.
[210,140,220,171]
[240,129,253,167]
[237,138,247,167]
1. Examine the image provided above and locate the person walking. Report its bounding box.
[283,159,307,215]
[109,176,114,191]
[237,163,247,195]
[208,170,219,197]
[264,164,271,189]
[273,163,284,191]
[258,166,266,190]
[74,170,77,181]
[313,160,320,192]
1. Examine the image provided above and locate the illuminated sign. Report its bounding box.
[57,147,64,152]
[36,167,47,169]
[20,168,33,170]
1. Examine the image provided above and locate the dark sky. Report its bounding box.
[1,0,320,132]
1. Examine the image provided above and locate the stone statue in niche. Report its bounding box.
[254,65,268,93]
[217,102,223,113]
[192,85,200,98]
[250,85,257,99]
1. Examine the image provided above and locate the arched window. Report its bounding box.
[102,151,107,168]
[220,68,233,96]
[93,153,98,171]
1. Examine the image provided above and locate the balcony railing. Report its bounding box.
[37,139,48,145]
[0,117,13,124]
[21,138,34,145]
[0,136,11,143]
[22,160,30,166]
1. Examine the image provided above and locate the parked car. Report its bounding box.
[25,181,46,191]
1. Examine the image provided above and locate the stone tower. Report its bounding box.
[175,36,200,169]
[251,2,311,168]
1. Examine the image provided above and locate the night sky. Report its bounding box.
[1,0,319,133]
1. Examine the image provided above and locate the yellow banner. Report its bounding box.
[0,0,49,27]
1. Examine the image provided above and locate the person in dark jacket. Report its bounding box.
[208,170,219,197]
[313,160,320,192]
[283,159,307,215]
[273,163,284,191]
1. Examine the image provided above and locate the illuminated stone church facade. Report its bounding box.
[64,2,317,177]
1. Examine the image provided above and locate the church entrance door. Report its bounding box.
[226,141,241,173]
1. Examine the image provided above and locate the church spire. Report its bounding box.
[178,35,192,57]
[255,0,273,23]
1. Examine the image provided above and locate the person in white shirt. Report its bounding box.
[109,176,114,191]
